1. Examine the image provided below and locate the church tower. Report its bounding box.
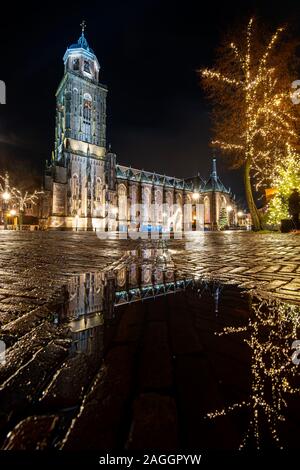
[46,22,110,229]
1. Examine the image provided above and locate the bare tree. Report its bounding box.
[11,188,43,229]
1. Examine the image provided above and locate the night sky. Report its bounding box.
[1,0,299,204]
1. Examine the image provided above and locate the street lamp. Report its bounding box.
[2,191,10,202]
[9,209,17,230]
[192,191,200,201]
[226,205,233,213]
[2,191,11,230]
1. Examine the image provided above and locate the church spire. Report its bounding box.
[77,20,90,50]
[211,158,217,180]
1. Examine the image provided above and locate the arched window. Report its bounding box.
[204,196,210,224]
[142,187,152,223]
[184,194,193,226]
[83,93,92,120]
[83,93,92,141]
[154,189,162,223]
[96,177,102,202]
[72,174,79,200]
[117,268,126,288]
[73,88,78,104]
[118,184,127,222]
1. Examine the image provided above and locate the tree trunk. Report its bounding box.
[19,211,24,230]
[244,160,262,230]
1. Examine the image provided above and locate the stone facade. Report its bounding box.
[42,30,237,231]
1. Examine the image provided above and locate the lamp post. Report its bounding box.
[2,191,11,230]
[192,191,200,230]
[8,209,17,229]
[0,172,12,230]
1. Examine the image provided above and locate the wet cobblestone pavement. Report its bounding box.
[0,231,138,326]
[170,232,300,303]
[0,230,299,451]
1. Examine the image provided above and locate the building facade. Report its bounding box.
[42,28,237,231]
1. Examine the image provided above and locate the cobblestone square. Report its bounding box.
[0,230,299,451]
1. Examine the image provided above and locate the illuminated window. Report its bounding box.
[118,184,127,221]
[83,93,92,140]
[96,177,102,202]
[83,98,92,120]
[204,196,210,223]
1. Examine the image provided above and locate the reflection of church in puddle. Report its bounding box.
[64,247,223,354]
[42,25,237,231]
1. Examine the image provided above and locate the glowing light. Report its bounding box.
[226,205,233,212]
[200,17,298,229]
[192,191,200,201]
[237,211,244,217]
[266,144,300,225]
[11,188,43,212]
[2,191,10,201]
[206,295,300,450]
[9,209,16,216]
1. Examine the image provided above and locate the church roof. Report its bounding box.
[202,159,230,193]
[68,32,95,55]
[184,174,205,192]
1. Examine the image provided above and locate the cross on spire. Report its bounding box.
[80,20,86,34]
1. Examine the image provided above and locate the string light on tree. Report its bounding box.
[266,144,300,225]
[200,17,299,230]
[11,188,43,228]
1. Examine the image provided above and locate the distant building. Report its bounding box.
[42,27,237,231]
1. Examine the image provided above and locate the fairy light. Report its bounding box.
[11,188,43,212]
[200,17,298,193]
[206,295,300,450]
[266,144,300,225]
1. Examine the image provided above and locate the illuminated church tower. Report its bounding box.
[45,21,115,229]
[41,22,237,231]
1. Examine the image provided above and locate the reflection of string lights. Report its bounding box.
[206,295,300,450]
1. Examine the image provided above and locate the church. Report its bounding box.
[42,26,237,232]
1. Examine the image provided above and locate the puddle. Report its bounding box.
[2,245,300,451]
